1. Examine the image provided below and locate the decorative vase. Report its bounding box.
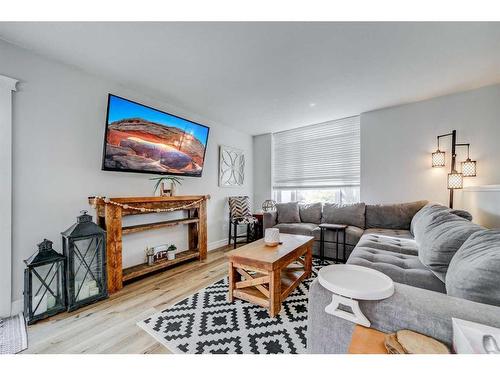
[159,182,172,197]
[147,254,154,266]
[167,251,175,260]
[264,228,280,247]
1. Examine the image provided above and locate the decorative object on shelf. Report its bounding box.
[24,239,67,325]
[261,199,276,212]
[145,247,155,266]
[62,211,108,312]
[91,195,204,213]
[167,245,177,260]
[150,176,183,197]
[219,145,245,187]
[431,130,477,208]
[264,228,280,247]
[318,264,394,327]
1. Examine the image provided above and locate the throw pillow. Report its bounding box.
[322,202,365,228]
[298,202,322,224]
[446,229,500,307]
[276,202,301,224]
[366,200,428,230]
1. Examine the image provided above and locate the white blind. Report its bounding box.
[272,116,360,189]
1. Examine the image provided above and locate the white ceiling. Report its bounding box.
[1,22,500,135]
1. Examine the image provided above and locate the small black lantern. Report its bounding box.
[62,211,108,311]
[24,239,67,325]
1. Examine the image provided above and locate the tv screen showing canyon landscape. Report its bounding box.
[102,94,209,176]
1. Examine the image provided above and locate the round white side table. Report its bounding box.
[318,264,394,327]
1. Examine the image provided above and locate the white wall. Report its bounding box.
[0,40,253,310]
[0,75,17,317]
[361,84,500,206]
[252,133,273,211]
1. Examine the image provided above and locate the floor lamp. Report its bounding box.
[431,130,477,208]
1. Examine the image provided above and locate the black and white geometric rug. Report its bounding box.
[137,259,331,354]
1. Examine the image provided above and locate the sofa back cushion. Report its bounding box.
[299,202,322,224]
[414,204,483,282]
[446,230,500,307]
[365,200,428,230]
[322,203,365,228]
[276,202,301,224]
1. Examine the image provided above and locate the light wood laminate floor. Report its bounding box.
[25,246,233,354]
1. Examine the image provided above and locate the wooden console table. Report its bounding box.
[89,195,209,294]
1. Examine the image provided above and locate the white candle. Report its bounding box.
[264,228,280,246]
[47,294,56,309]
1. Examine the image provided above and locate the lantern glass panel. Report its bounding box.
[31,262,64,314]
[72,236,104,302]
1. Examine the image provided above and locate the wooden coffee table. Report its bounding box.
[226,233,314,317]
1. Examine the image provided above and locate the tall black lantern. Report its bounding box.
[24,239,67,325]
[62,211,108,311]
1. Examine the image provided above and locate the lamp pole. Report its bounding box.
[449,130,457,209]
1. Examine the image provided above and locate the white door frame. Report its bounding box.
[0,74,18,317]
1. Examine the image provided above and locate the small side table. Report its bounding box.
[318,223,347,262]
[252,213,264,240]
[318,264,394,327]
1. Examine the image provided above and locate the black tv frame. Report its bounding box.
[101,94,210,177]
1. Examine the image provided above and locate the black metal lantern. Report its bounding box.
[24,239,67,325]
[62,211,108,311]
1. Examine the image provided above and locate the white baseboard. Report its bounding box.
[208,238,229,251]
[10,239,229,315]
[11,298,23,316]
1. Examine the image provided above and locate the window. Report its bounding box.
[272,116,360,204]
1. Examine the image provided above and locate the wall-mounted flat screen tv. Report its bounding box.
[102,94,210,177]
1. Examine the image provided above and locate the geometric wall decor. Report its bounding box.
[219,145,245,187]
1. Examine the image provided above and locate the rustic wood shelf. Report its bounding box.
[89,195,209,294]
[122,249,200,282]
[122,218,199,235]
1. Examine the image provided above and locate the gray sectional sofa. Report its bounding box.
[263,200,428,260]
[264,201,500,353]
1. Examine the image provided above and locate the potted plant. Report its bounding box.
[145,246,155,266]
[166,244,177,260]
[149,176,183,197]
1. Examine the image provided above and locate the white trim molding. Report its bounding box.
[0,74,18,318]
[463,185,500,192]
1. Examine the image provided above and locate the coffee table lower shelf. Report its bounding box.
[231,268,308,311]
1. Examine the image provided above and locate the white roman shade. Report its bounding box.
[272,116,360,190]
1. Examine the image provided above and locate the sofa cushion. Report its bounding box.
[322,203,365,228]
[446,230,500,307]
[312,225,364,246]
[299,202,322,224]
[410,202,449,235]
[275,202,301,224]
[363,228,414,239]
[365,200,428,230]
[347,247,446,293]
[357,232,418,256]
[274,222,317,236]
[415,206,483,282]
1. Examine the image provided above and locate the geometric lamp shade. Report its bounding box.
[461,158,477,177]
[448,170,463,189]
[432,150,446,167]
